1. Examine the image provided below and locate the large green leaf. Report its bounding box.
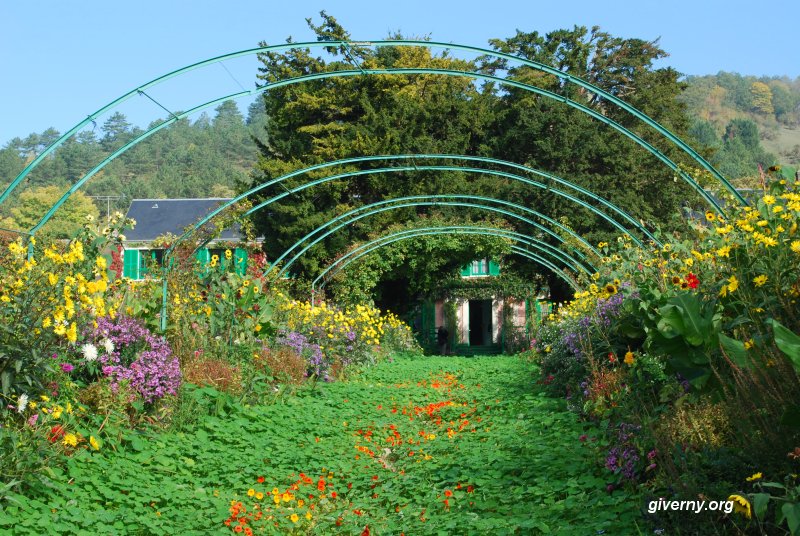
[719,333,751,369]
[752,493,770,520]
[772,319,800,372]
[782,502,800,535]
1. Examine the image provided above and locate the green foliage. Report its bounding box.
[0,100,262,224]
[530,172,800,533]
[0,355,643,534]
[248,15,697,308]
[1,185,99,238]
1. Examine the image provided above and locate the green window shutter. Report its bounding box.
[489,260,500,276]
[139,250,150,277]
[234,248,247,276]
[123,249,139,279]
[460,264,471,277]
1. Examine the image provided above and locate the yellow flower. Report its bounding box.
[544,345,551,353]
[762,195,776,205]
[597,242,608,248]
[716,246,731,258]
[727,275,739,293]
[728,494,752,519]
[96,256,107,270]
[290,514,299,523]
[66,322,77,343]
[305,511,312,521]
[744,339,754,350]
[705,211,716,221]
[225,249,232,260]
[624,351,635,365]
[791,241,800,254]
[745,472,762,482]
[89,436,100,451]
[48,273,58,286]
[752,275,768,287]
[62,433,78,447]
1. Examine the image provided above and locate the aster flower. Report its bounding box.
[82,343,98,362]
[16,393,28,413]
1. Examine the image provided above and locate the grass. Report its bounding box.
[0,354,643,534]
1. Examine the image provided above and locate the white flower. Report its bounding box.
[17,393,28,413]
[81,343,98,362]
[101,338,114,354]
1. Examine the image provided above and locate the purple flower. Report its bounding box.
[86,315,180,403]
[59,363,74,373]
[275,329,331,380]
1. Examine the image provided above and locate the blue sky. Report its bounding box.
[1,0,797,146]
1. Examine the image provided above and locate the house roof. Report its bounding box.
[124,198,244,242]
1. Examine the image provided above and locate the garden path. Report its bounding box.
[3,355,642,534]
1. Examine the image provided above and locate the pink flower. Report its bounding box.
[27,414,39,427]
[60,363,74,373]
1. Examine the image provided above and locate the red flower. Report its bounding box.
[444,489,453,497]
[48,425,65,443]
[361,526,370,536]
[330,491,337,499]
[608,353,617,364]
[686,272,700,289]
[467,485,475,493]
[256,476,265,484]
[317,479,326,492]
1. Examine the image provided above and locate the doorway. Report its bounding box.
[468,299,493,345]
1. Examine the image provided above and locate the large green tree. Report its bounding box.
[249,12,497,281]
[247,16,704,305]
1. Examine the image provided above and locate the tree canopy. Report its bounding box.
[247,13,700,306]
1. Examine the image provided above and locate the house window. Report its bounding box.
[471,259,489,275]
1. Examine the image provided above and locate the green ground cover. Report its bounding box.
[0,354,641,534]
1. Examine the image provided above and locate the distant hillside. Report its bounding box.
[3,72,800,231]
[681,73,800,181]
[0,100,267,225]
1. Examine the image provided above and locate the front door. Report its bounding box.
[469,299,493,345]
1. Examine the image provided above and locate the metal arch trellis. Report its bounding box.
[163,161,657,271]
[162,153,661,265]
[1,40,744,237]
[312,226,580,294]
[267,196,597,278]
[18,67,723,236]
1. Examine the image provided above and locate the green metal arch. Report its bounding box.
[164,161,653,267]
[314,226,579,292]
[0,40,747,232]
[269,195,596,278]
[4,45,740,234]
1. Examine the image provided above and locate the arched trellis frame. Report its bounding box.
[163,154,661,266]
[162,163,658,286]
[267,195,597,278]
[3,39,744,237]
[312,226,581,300]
